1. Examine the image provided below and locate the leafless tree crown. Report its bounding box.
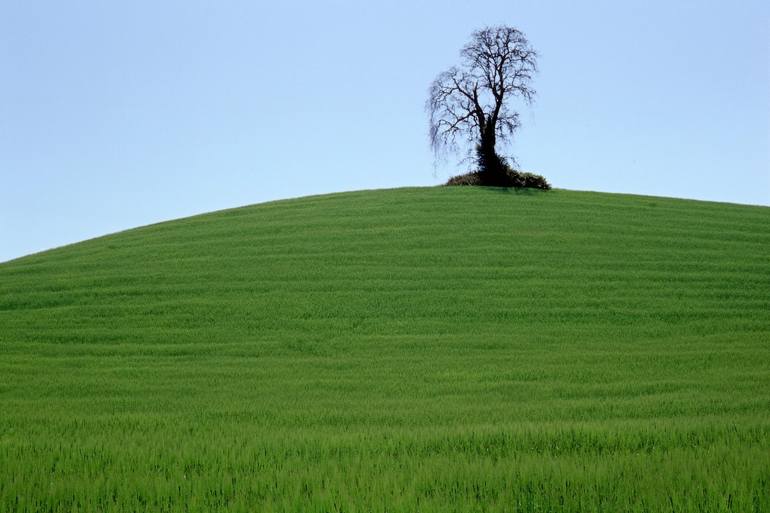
[427,26,538,165]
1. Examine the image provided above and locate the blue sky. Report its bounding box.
[1,0,768,263]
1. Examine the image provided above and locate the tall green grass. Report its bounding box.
[1,187,768,512]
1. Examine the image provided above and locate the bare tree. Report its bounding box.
[428,26,538,184]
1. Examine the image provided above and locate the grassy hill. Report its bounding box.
[1,187,769,512]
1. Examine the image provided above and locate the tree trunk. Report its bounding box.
[477,124,507,185]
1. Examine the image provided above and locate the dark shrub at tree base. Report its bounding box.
[446,169,551,190]
[519,172,551,190]
[446,172,484,186]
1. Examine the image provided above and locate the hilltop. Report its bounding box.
[1,187,768,512]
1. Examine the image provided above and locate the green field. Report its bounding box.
[1,187,769,512]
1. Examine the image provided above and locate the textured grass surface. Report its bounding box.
[1,187,769,512]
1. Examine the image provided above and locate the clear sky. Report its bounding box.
[1,0,768,263]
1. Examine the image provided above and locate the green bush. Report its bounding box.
[519,171,551,190]
[446,171,484,186]
[446,169,551,190]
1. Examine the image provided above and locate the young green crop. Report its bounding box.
[1,187,768,512]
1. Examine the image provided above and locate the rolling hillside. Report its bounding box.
[1,187,769,512]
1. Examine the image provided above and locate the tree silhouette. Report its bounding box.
[428,26,538,185]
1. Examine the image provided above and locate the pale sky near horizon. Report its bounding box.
[1,0,768,263]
